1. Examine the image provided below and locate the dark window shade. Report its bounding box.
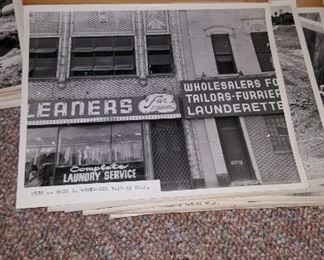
[29,38,59,78]
[147,35,174,74]
[211,34,237,74]
[251,32,274,72]
[70,36,136,77]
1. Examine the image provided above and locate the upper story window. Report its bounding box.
[211,34,237,75]
[29,38,59,78]
[251,32,274,72]
[70,36,136,77]
[264,115,291,153]
[147,35,174,74]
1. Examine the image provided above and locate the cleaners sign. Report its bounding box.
[54,162,145,185]
[180,74,283,118]
[27,94,181,126]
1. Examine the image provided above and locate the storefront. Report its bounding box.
[24,94,192,189]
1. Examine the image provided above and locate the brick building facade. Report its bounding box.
[25,9,300,190]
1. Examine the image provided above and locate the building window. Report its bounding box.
[25,123,144,187]
[264,115,291,153]
[25,127,58,187]
[211,34,237,74]
[29,38,59,78]
[251,32,274,72]
[147,35,174,74]
[58,123,143,166]
[70,36,136,77]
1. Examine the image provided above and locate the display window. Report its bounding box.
[25,122,144,186]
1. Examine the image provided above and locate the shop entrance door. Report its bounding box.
[151,120,193,191]
[216,117,255,182]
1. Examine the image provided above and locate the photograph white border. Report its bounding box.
[296,5,324,128]
[16,2,309,209]
[0,0,23,108]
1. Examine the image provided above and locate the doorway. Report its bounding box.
[216,117,255,182]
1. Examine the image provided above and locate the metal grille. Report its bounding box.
[151,120,193,191]
[72,11,134,36]
[30,12,60,36]
[28,75,178,100]
[145,11,169,34]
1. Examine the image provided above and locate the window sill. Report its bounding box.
[68,74,139,80]
[29,77,58,81]
[273,150,293,154]
[147,73,176,78]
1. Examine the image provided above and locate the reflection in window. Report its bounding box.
[25,127,58,187]
[58,123,143,166]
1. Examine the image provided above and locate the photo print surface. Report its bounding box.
[0,0,21,89]
[17,4,308,208]
[298,9,324,111]
[271,3,324,192]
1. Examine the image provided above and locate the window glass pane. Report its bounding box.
[58,123,143,166]
[59,125,112,166]
[211,34,232,54]
[251,32,274,72]
[29,38,58,78]
[147,35,174,74]
[25,127,58,187]
[70,36,136,76]
[211,34,237,74]
[111,122,143,163]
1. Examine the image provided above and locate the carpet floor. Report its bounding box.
[0,108,323,259]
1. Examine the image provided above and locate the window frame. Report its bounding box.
[69,36,137,78]
[250,32,274,73]
[146,34,175,75]
[29,37,59,79]
[211,34,238,75]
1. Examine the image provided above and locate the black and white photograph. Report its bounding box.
[271,3,324,193]
[17,4,308,208]
[0,0,21,89]
[298,9,324,108]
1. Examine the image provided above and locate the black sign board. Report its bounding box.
[28,94,181,126]
[54,162,145,185]
[180,74,283,118]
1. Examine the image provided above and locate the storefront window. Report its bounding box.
[58,123,143,166]
[25,127,58,187]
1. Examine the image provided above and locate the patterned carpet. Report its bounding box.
[0,108,323,259]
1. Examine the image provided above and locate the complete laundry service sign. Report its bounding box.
[54,162,145,185]
[180,74,283,118]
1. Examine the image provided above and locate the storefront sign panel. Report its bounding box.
[180,74,283,118]
[27,94,181,125]
[54,162,145,185]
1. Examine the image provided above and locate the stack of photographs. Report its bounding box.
[1,0,323,217]
[0,0,22,109]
